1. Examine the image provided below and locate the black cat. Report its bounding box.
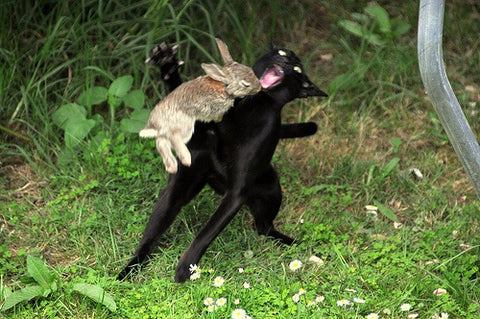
[117,42,327,283]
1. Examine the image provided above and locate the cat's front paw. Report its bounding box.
[146,42,184,80]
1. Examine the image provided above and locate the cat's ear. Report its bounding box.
[270,42,280,51]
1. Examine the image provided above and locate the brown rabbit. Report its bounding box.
[140,38,261,174]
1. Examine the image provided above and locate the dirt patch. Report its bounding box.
[1,162,46,205]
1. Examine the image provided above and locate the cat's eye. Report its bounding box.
[240,80,251,87]
[294,66,302,73]
[278,50,287,56]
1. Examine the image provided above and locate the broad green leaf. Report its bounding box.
[390,137,402,148]
[26,256,55,291]
[72,283,117,312]
[374,201,399,222]
[1,284,12,300]
[64,118,96,148]
[108,75,133,98]
[52,103,87,130]
[364,33,386,46]
[365,4,391,35]
[78,86,108,107]
[120,108,149,133]
[123,89,145,109]
[392,21,411,37]
[0,285,44,312]
[351,13,369,24]
[107,94,123,108]
[338,20,366,38]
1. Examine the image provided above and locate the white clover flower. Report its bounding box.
[189,264,199,273]
[306,300,315,307]
[298,288,306,295]
[336,299,351,307]
[190,272,201,281]
[213,276,225,287]
[393,221,403,229]
[231,308,247,319]
[440,313,449,319]
[308,255,325,266]
[204,297,214,306]
[400,303,412,311]
[315,295,325,303]
[366,313,379,319]
[365,205,378,211]
[433,288,447,296]
[207,305,218,312]
[238,267,244,273]
[292,294,300,303]
[353,297,366,304]
[243,282,251,289]
[234,298,240,305]
[216,298,227,307]
[425,259,440,266]
[288,259,303,271]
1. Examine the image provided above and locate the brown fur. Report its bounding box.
[139,39,261,174]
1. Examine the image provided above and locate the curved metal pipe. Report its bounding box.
[418,0,480,198]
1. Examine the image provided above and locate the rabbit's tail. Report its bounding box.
[139,128,158,138]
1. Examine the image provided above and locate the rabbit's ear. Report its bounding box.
[201,63,229,84]
[215,38,234,65]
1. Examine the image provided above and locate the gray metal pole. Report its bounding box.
[418,0,480,198]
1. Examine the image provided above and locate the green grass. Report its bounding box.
[1,0,480,318]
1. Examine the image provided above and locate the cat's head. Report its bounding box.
[253,44,327,101]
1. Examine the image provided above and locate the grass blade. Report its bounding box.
[379,157,400,182]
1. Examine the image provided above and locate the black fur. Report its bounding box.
[117,43,327,283]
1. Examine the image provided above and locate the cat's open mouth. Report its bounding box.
[259,64,284,89]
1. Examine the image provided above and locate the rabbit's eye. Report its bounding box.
[240,80,251,87]
[294,66,302,73]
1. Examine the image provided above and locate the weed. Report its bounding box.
[1,256,115,312]
[53,74,148,149]
[339,3,411,46]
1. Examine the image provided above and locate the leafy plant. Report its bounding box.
[0,256,116,312]
[339,3,411,46]
[53,75,149,148]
